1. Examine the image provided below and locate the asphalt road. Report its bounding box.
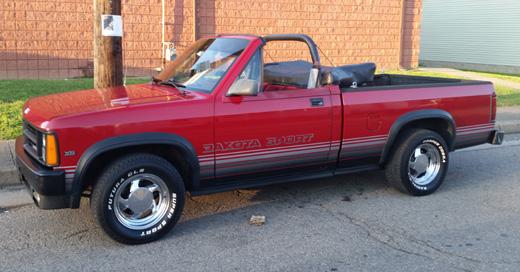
[2,135,520,272]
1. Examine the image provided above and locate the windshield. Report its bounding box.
[156,38,250,94]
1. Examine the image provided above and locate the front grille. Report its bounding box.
[23,120,42,163]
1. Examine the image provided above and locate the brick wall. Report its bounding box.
[0,0,422,79]
[400,0,422,68]
[1,0,94,79]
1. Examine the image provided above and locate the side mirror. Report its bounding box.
[226,79,260,97]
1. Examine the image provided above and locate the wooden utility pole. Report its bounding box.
[94,0,123,88]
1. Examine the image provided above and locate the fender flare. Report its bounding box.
[69,132,199,208]
[379,109,456,165]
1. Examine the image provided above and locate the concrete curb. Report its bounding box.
[0,116,518,209]
[496,107,520,135]
[1,113,519,189]
[0,140,18,188]
[498,122,520,135]
[0,185,33,209]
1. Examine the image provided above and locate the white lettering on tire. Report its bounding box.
[411,138,447,191]
[137,193,177,237]
[107,168,145,212]
[423,139,447,163]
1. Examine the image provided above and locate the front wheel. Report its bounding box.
[385,129,449,196]
[91,153,185,244]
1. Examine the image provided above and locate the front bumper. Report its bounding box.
[489,130,505,145]
[15,136,70,209]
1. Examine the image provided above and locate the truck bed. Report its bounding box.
[337,73,496,170]
[340,74,491,92]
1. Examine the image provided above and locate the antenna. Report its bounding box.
[317,45,335,67]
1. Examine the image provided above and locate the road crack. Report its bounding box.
[317,203,483,271]
[66,229,89,240]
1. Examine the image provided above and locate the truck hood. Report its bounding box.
[23,84,205,128]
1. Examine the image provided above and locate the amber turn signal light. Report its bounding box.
[45,134,59,166]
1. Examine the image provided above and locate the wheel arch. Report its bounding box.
[379,109,456,165]
[69,132,200,208]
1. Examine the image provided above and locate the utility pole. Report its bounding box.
[94,0,123,88]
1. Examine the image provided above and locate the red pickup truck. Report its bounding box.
[16,34,503,244]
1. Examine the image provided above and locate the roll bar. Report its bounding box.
[263,34,321,67]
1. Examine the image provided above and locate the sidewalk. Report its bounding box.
[419,67,520,91]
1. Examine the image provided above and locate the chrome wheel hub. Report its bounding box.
[408,143,441,186]
[127,188,154,214]
[114,174,170,230]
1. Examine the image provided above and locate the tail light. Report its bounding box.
[490,92,497,123]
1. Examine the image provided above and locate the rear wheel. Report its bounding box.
[385,129,449,196]
[91,153,185,244]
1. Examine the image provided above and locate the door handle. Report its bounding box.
[310,98,324,107]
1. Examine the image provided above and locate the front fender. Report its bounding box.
[69,132,199,208]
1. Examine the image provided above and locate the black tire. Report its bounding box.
[385,129,449,196]
[91,153,185,244]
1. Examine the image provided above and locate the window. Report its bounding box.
[229,48,263,93]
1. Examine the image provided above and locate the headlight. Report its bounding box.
[22,120,60,167]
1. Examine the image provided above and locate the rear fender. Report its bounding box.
[379,109,456,165]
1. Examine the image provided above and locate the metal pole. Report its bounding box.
[397,0,406,70]
[193,0,197,42]
[162,0,166,68]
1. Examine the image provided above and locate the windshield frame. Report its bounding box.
[156,37,251,95]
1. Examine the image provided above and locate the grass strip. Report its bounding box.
[382,70,520,107]
[461,70,520,84]
[1,73,519,140]
[0,78,149,140]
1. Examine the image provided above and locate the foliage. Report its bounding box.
[495,85,520,107]
[1,73,519,140]
[0,78,149,140]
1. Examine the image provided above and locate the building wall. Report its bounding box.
[420,0,520,73]
[0,0,422,79]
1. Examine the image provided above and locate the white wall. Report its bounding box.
[420,0,520,68]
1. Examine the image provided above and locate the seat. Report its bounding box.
[325,62,376,88]
[263,60,312,88]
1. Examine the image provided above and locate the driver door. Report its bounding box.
[213,49,333,184]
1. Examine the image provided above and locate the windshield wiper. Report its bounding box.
[159,78,186,96]
[160,81,186,88]
[151,76,162,87]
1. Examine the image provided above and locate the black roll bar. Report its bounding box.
[263,34,321,67]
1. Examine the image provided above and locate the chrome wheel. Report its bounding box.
[408,143,441,186]
[114,173,170,230]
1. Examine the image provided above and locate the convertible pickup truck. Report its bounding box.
[16,34,504,244]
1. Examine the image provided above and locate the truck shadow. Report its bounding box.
[169,145,517,241]
[9,148,511,247]
[168,170,396,239]
[5,170,392,247]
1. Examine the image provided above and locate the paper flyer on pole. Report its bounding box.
[101,15,123,37]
